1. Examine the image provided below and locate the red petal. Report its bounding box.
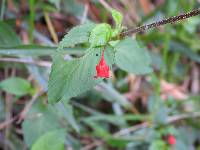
[94,51,110,78]
[168,135,176,145]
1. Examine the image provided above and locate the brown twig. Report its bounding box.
[113,122,148,137]
[81,140,104,150]
[121,9,200,36]
[0,116,18,130]
[17,89,44,123]
[167,111,200,123]
[0,57,51,67]
[44,12,59,44]
[4,68,14,150]
[0,90,44,130]
[98,0,112,11]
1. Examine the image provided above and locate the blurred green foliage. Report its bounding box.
[0,0,199,150]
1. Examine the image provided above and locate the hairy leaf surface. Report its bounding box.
[59,23,96,48]
[114,38,152,74]
[89,23,112,47]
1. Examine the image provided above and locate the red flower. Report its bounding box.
[167,135,176,145]
[94,51,110,78]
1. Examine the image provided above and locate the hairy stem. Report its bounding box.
[121,9,200,36]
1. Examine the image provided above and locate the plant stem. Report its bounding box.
[29,0,35,43]
[121,9,200,36]
[98,0,112,11]
[0,0,6,20]
[169,53,180,82]
[44,11,58,44]
[161,34,170,79]
[0,57,52,67]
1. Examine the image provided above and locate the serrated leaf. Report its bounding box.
[48,47,114,104]
[59,23,96,48]
[111,9,123,28]
[22,101,61,147]
[0,77,32,96]
[31,129,66,150]
[89,23,112,47]
[114,38,152,74]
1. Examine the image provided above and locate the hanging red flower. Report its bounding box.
[94,51,110,78]
[167,135,176,145]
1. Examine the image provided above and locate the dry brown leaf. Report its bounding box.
[160,80,188,100]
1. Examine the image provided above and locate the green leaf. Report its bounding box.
[89,23,112,47]
[0,21,21,47]
[114,38,152,74]
[0,45,85,56]
[52,102,80,132]
[84,114,149,125]
[104,46,115,67]
[170,41,200,63]
[63,0,84,16]
[110,9,124,37]
[0,77,32,96]
[85,121,111,139]
[59,23,96,48]
[111,9,123,28]
[48,47,114,104]
[107,138,129,148]
[22,101,61,147]
[149,140,167,150]
[48,0,60,9]
[147,96,168,124]
[31,129,66,150]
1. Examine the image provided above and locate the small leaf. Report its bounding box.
[48,0,60,9]
[149,140,166,150]
[63,0,84,16]
[114,38,152,74]
[107,138,129,149]
[111,9,123,28]
[0,21,21,47]
[111,9,124,37]
[22,101,61,147]
[89,23,112,47]
[0,77,32,96]
[59,23,96,48]
[31,129,66,150]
